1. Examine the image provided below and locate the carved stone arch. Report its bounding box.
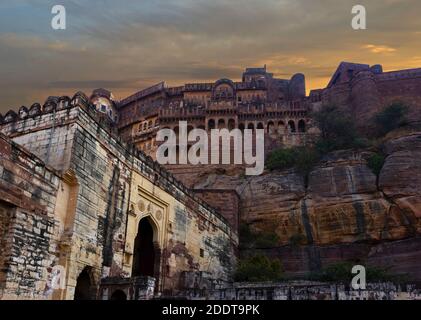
[217,119,225,129]
[136,214,160,244]
[298,119,306,133]
[208,119,215,130]
[212,79,236,100]
[132,215,162,283]
[74,265,98,300]
[267,121,275,134]
[288,120,296,133]
[228,118,236,130]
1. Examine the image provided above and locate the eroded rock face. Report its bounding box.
[187,132,421,280]
[380,133,421,229]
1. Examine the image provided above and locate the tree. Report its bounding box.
[235,254,283,282]
[374,102,409,137]
[313,105,361,153]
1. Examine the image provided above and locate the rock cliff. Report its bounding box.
[175,132,421,281]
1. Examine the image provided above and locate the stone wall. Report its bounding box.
[0,98,237,299]
[316,65,421,130]
[194,189,240,231]
[0,134,60,300]
[191,281,421,300]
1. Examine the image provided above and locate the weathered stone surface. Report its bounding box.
[0,103,237,300]
[380,133,421,223]
[0,134,60,300]
[191,134,421,281]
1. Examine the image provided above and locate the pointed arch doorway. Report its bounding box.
[132,217,158,278]
[74,267,93,300]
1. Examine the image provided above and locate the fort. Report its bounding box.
[0,62,421,300]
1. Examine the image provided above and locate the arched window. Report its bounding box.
[148,120,153,129]
[208,119,215,130]
[288,120,296,133]
[238,123,245,131]
[247,123,254,130]
[267,121,275,134]
[228,119,235,130]
[218,119,225,129]
[257,123,264,130]
[298,120,306,133]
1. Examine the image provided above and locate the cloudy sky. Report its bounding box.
[1,0,420,112]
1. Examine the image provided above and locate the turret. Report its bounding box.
[350,70,382,128]
[90,88,118,122]
[289,73,306,99]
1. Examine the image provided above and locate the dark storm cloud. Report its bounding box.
[1,0,421,112]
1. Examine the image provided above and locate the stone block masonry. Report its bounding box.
[0,94,237,299]
[0,133,60,300]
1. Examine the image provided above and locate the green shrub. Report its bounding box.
[255,232,280,248]
[313,105,362,153]
[266,147,320,174]
[374,102,409,137]
[367,153,385,176]
[235,254,283,282]
[306,262,353,282]
[306,261,407,283]
[239,224,255,249]
[294,147,320,176]
[266,148,297,171]
[239,224,280,249]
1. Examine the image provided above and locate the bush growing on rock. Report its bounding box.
[313,105,366,153]
[306,261,408,284]
[373,102,409,137]
[266,146,320,174]
[266,148,297,171]
[235,254,284,282]
[239,224,280,249]
[367,153,385,177]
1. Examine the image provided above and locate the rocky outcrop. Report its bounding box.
[181,132,421,280]
[380,133,421,230]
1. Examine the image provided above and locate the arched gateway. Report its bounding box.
[132,217,158,278]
